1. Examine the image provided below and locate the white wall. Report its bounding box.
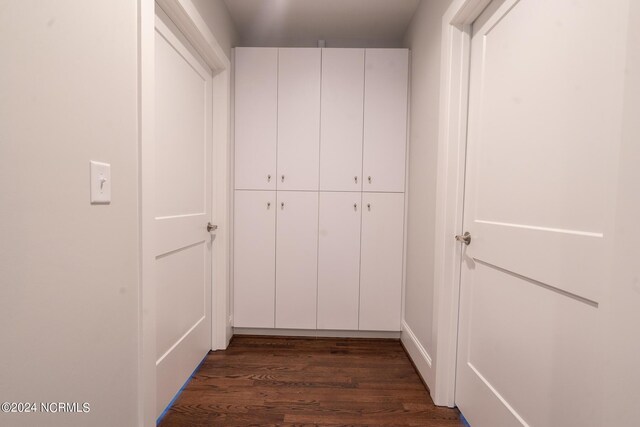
[603,0,640,423]
[0,1,139,426]
[400,0,453,389]
[239,37,403,49]
[190,0,239,60]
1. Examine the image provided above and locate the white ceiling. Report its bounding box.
[223,0,421,48]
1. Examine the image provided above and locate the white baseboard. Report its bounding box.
[233,327,401,339]
[401,320,435,392]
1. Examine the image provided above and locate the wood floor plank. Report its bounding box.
[158,336,464,427]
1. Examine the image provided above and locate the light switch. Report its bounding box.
[90,161,111,204]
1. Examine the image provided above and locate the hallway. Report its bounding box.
[2,1,639,425]
[158,336,464,426]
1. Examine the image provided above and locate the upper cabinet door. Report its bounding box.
[362,49,409,193]
[235,48,278,190]
[277,48,321,191]
[320,49,365,191]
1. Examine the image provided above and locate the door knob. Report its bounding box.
[281,175,285,183]
[354,176,358,184]
[207,222,218,232]
[455,232,471,245]
[368,176,372,184]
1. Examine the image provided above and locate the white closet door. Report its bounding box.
[317,192,362,330]
[235,48,278,190]
[277,48,321,191]
[154,10,213,417]
[455,1,620,425]
[320,49,365,191]
[233,190,276,327]
[362,49,409,193]
[359,192,405,331]
[275,191,319,329]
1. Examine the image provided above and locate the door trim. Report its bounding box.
[431,0,491,408]
[139,0,231,425]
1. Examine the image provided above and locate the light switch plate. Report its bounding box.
[90,161,111,204]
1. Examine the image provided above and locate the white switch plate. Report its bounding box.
[90,161,111,204]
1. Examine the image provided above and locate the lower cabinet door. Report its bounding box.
[275,191,319,329]
[317,192,362,330]
[233,190,276,327]
[360,192,405,331]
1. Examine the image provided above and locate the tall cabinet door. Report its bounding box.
[317,192,362,330]
[275,191,319,329]
[360,192,405,331]
[320,49,365,191]
[362,49,409,193]
[233,190,276,327]
[277,48,321,191]
[235,48,278,190]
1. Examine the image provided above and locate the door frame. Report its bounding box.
[431,0,491,407]
[139,0,232,425]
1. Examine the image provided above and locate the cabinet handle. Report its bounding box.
[354,176,358,184]
[367,203,371,211]
[267,174,271,182]
[354,203,357,210]
[267,202,271,209]
[368,176,372,184]
[281,175,285,183]
[281,202,285,209]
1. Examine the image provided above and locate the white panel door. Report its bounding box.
[317,192,362,330]
[233,190,276,328]
[155,11,212,418]
[362,49,408,193]
[235,47,277,190]
[277,48,321,191]
[359,192,404,331]
[275,191,319,329]
[455,1,624,426]
[320,49,365,191]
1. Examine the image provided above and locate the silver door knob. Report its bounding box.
[207,222,218,232]
[455,232,471,245]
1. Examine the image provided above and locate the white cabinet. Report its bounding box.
[317,192,362,330]
[275,191,319,329]
[235,47,408,193]
[234,48,278,190]
[233,48,408,332]
[277,48,322,191]
[359,192,405,331]
[320,49,365,191]
[363,49,409,193]
[233,190,276,327]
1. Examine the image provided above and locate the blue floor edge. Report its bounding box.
[461,412,471,427]
[156,353,209,425]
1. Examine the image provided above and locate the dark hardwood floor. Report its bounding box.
[159,336,465,426]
